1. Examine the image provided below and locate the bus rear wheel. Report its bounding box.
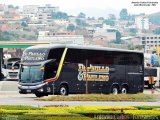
[111,85,119,95]
[59,85,68,95]
[121,86,127,94]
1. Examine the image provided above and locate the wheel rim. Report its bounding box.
[60,87,66,95]
[112,88,118,95]
[121,88,127,94]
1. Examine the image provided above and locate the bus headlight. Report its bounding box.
[38,88,44,92]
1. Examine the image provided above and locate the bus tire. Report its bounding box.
[121,86,127,94]
[59,85,68,95]
[35,93,44,97]
[111,85,119,95]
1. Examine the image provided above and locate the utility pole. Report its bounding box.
[85,59,88,94]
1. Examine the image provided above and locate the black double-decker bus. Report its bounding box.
[18,44,144,97]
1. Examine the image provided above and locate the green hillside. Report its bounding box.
[149,12,160,25]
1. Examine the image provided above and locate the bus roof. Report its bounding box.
[26,44,143,54]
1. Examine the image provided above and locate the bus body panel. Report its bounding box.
[19,44,144,95]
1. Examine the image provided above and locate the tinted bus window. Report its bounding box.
[48,48,64,62]
[115,53,143,65]
[86,50,114,64]
[65,49,86,63]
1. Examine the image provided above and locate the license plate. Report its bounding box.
[26,90,31,93]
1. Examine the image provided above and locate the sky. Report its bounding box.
[1,0,160,17]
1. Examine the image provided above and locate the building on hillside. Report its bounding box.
[0,14,21,21]
[121,36,141,46]
[23,5,39,14]
[86,20,103,27]
[0,4,5,15]
[38,4,59,13]
[23,4,59,23]
[68,16,77,26]
[23,5,39,22]
[38,31,84,45]
[0,23,21,31]
[37,12,52,24]
[141,34,160,51]
[92,35,108,46]
[150,24,160,31]
[93,27,116,42]
[85,27,96,37]
[135,15,149,31]
[54,19,69,27]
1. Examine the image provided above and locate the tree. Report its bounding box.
[51,12,68,20]
[153,27,160,34]
[78,12,86,18]
[0,31,20,41]
[15,6,19,9]
[149,12,160,25]
[115,30,121,44]
[129,28,137,35]
[8,5,14,8]
[76,19,87,26]
[21,21,28,27]
[128,14,135,21]
[108,14,116,20]
[67,24,76,31]
[104,19,115,26]
[87,17,95,20]
[120,9,128,20]
[98,17,104,20]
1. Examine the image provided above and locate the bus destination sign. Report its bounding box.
[22,52,46,61]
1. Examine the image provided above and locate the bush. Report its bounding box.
[135,106,160,110]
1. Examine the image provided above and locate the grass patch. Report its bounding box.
[36,93,158,102]
[0,115,92,120]
[0,105,43,110]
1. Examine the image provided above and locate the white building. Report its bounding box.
[38,31,84,45]
[23,5,39,22]
[93,27,116,42]
[54,19,69,27]
[38,4,59,13]
[141,34,160,51]
[23,4,59,23]
[23,5,39,14]
[37,12,52,23]
[0,4,5,15]
[135,15,149,30]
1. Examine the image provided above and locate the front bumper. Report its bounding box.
[18,82,54,94]
[18,83,46,90]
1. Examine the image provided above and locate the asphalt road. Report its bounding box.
[0,81,160,106]
[0,91,160,106]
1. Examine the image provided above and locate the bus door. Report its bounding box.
[44,60,58,80]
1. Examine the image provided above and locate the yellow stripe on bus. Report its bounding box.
[45,48,68,83]
[56,48,68,78]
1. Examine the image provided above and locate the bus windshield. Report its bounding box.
[20,65,43,83]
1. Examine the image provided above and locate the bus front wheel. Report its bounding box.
[59,85,68,95]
